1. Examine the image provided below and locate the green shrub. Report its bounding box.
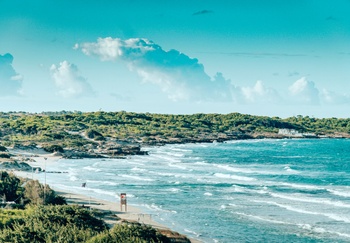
[42,144,64,153]
[87,223,170,243]
[0,205,107,243]
[23,180,66,205]
[0,145,8,152]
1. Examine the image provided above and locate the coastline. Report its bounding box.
[9,148,200,243]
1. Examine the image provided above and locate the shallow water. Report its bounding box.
[35,139,350,242]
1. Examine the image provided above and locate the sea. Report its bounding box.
[33,139,350,243]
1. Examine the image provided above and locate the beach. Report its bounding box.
[10,147,198,243]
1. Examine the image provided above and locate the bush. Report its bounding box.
[86,129,105,141]
[87,223,170,243]
[0,205,107,243]
[23,180,66,205]
[0,171,22,202]
[0,145,8,152]
[42,144,64,153]
[0,153,11,158]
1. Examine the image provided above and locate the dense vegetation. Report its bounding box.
[0,171,65,207]
[1,111,349,152]
[0,172,177,243]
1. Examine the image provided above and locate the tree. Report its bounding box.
[23,180,66,205]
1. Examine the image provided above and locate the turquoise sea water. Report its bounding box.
[35,139,350,242]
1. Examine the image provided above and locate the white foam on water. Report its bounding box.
[281,182,323,191]
[297,224,350,239]
[168,163,188,170]
[92,162,100,167]
[235,212,289,225]
[53,184,117,198]
[131,167,147,172]
[253,200,350,223]
[204,192,213,196]
[141,203,177,214]
[236,212,350,239]
[69,175,78,181]
[283,166,298,173]
[216,164,279,175]
[83,166,101,172]
[270,192,350,208]
[170,147,192,152]
[231,185,248,193]
[214,173,256,182]
[126,161,145,166]
[166,188,181,193]
[86,180,118,186]
[151,154,181,163]
[328,189,350,198]
[184,229,202,237]
[120,174,155,182]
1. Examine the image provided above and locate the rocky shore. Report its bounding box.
[1,130,350,165]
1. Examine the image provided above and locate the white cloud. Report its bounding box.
[50,61,94,98]
[320,88,350,104]
[0,53,23,96]
[77,37,232,102]
[241,80,280,104]
[288,77,320,105]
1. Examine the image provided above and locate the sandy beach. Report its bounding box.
[10,148,200,243]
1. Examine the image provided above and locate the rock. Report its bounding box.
[0,145,8,152]
[62,150,106,159]
[0,161,34,171]
[13,143,38,150]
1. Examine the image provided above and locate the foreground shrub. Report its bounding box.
[87,223,170,243]
[42,144,64,153]
[0,205,107,243]
[23,180,66,205]
[0,171,22,202]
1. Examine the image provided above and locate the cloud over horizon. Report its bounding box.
[0,53,23,96]
[241,80,281,104]
[288,77,320,105]
[77,37,232,102]
[50,61,94,98]
[76,37,349,107]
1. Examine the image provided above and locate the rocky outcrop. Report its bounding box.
[0,161,34,171]
[98,143,148,156]
[62,150,106,159]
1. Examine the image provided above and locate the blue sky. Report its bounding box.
[1,0,350,117]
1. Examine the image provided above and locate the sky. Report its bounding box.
[1,0,350,118]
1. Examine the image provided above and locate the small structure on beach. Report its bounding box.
[120,193,127,212]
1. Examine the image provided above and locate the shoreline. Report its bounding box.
[10,148,201,243]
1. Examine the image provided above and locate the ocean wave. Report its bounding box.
[204,192,213,196]
[131,167,148,172]
[253,200,350,223]
[83,166,101,172]
[69,175,78,181]
[280,182,324,191]
[216,164,281,175]
[141,203,177,214]
[168,163,188,170]
[166,188,181,193]
[327,189,350,198]
[236,212,350,239]
[86,180,118,186]
[184,229,201,237]
[214,173,256,182]
[120,174,155,182]
[151,154,181,163]
[269,192,350,208]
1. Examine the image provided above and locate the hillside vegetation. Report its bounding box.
[0,111,349,154]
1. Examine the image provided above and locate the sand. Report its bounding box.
[10,148,201,243]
